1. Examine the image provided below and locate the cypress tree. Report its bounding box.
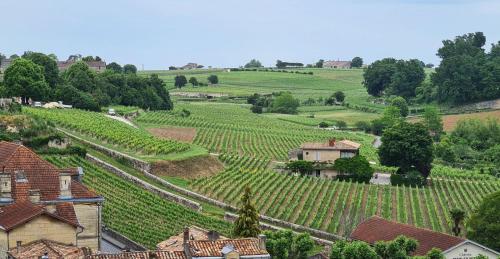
[233,187,260,237]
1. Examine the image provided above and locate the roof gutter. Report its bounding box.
[39,197,105,204]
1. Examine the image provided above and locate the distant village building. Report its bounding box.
[8,239,90,258]
[289,139,360,179]
[58,56,106,73]
[0,58,13,73]
[323,60,352,69]
[351,216,500,259]
[181,63,201,70]
[0,141,104,258]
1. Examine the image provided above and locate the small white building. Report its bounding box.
[442,240,500,259]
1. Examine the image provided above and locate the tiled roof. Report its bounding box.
[188,238,268,257]
[86,251,186,259]
[157,226,227,251]
[351,216,465,256]
[0,201,80,231]
[301,140,360,150]
[0,141,98,201]
[8,239,87,259]
[55,202,79,226]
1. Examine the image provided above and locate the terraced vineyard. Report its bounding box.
[191,155,500,236]
[26,108,203,160]
[135,102,377,161]
[45,155,232,248]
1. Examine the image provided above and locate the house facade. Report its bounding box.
[289,139,360,179]
[351,216,500,259]
[323,60,352,69]
[0,141,104,258]
[58,56,106,72]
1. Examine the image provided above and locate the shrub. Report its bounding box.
[336,120,347,129]
[318,121,329,128]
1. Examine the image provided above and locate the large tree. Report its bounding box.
[22,52,59,88]
[265,230,314,259]
[270,92,300,114]
[467,191,500,251]
[244,59,263,68]
[106,62,123,73]
[351,57,363,68]
[422,106,443,140]
[390,97,409,117]
[4,58,49,104]
[63,61,96,92]
[363,58,397,96]
[386,59,425,99]
[233,187,260,238]
[379,121,434,178]
[123,64,137,74]
[174,75,187,88]
[374,235,418,259]
[330,240,378,259]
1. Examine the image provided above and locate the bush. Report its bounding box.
[207,75,219,84]
[355,121,371,132]
[390,170,426,187]
[336,120,347,129]
[251,105,263,114]
[318,121,330,128]
[333,155,374,183]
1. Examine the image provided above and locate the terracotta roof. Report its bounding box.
[188,238,268,257]
[351,216,465,256]
[157,226,227,251]
[0,201,80,231]
[86,251,186,259]
[8,239,87,259]
[0,141,98,201]
[55,202,79,226]
[301,139,360,150]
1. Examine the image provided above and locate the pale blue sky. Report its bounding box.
[1,0,499,69]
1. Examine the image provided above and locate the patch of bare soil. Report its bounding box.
[151,155,224,179]
[147,127,197,143]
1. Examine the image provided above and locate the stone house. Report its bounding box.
[0,141,104,258]
[0,58,13,73]
[58,56,106,73]
[289,139,360,179]
[351,216,500,259]
[323,60,352,69]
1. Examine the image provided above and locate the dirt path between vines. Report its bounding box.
[147,127,197,143]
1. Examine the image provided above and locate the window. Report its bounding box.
[340,152,355,158]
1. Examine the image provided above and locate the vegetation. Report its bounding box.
[207,74,219,84]
[244,59,263,68]
[449,208,465,236]
[333,155,374,183]
[233,187,260,237]
[467,191,500,251]
[351,57,363,68]
[265,229,314,259]
[174,75,188,88]
[4,58,49,104]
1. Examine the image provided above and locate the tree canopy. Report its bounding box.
[174,75,188,88]
[123,64,137,74]
[207,74,219,84]
[4,58,49,104]
[233,187,260,238]
[265,229,314,259]
[390,97,409,117]
[244,59,263,68]
[467,191,500,251]
[351,57,363,68]
[22,51,59,88]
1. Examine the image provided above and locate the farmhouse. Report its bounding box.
[323,60,352,69]
[289,139,360,178]
[351,216,500,258]
[0,141,104,258]
[58,56,107,72]
[88,228,270,259]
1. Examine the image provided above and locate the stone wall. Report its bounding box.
[86,154,202,212]
[102,228,147,252]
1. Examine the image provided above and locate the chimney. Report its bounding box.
[258,234,267,251]
[59,172,72,199]
[207,230,220,241]
[328,138,336,147]
[29,189,40,203]
[76,167,84,183]
[183,227,191,258]
[0,172,12,202]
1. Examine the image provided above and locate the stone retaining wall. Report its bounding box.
[102,228,147,251]
[86,154,202,212]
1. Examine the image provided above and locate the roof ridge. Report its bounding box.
[0,141,22,166]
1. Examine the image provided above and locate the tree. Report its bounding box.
[270,92,300,114]
[106,62,122,73]
[336,120,347,129]
[390,97,409,117]
[188,77,199,87]
[286,160,314,175]
[233,187,260,237]
[265,230,314,259]
[333,155,374,183]
[63,61,96,92]
[425,63,435,68]
[330,240,378,259]
[174,75,188,88]
[467,191,500,251]
[316,59,324,68]
[22,52,59,88]
[207,75,219,84]
[4,58,49,104]
[374,235,418,259]
[244,59,263,68]
[379,121,434,178]
[351,57,363,68]
[334,91,345,102]
[425,248,445,259]
[355,121,371,133]
[422,106,443,140]
[450,208,465,236]
[363,58,397,96]
[123,64,137,74]
[386,59,425,99]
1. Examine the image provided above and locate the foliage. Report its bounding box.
[422,106,443,140]
[334,91,345,102]
[265,229,314,259]
[207,74,219,84]
[22,51,59,88]
[188,77,198,86]
[319,121,330,128]
[106,62,122,73]
[336,120,347,130]
[467,190,500,251]
[123,64,137,74]
[379,121,434,178]
[363,58,397,97]
[174,75,188,88]
[316,59,324,68]
[390,97,409,117]
[233,187,260,237]
[424,248,444,259]
[374,235,418,259]
[330,240,378,259]
[276,60,304,68]
[4,58,49,104]
[390,170,426,187]
[286,160,314,175]
[333,155,374,183]
[270,92,300,114]
[449,208,465,236]
[351,57,363,68]
[355,121,371,133]
[244,59,263,68]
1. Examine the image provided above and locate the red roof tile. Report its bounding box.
[351,216,465,256]
[8,239,87,259]
[188,238,268,257]
[56,202,79,226]
[0,141,98,201]
[301,139,360,150]
[0,201,80,231]
[86,251,186,259]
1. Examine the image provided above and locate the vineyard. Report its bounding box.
[44,155,232,248]
[26,108,203,160]
[135,102,377,161]
[191,154,500,236]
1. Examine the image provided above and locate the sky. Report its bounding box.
[1,0,499,70]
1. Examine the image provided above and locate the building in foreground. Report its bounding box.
[0,141,104,258]
[351,216,500,259]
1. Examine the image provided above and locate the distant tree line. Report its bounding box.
[230,68,313,75]
[0,51,173,111]
[363,32,500,106]
[276,60,304,68]
[174,74,218,88]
